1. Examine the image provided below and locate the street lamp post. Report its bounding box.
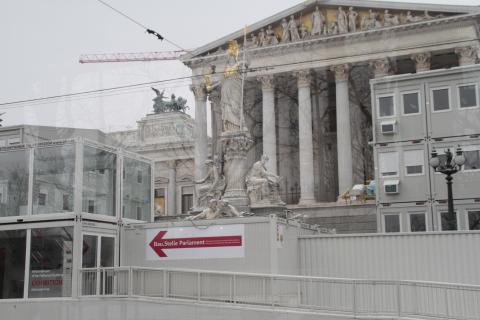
[429,147,466,216]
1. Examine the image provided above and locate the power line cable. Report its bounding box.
[1,37,478,109]
[95,0,187,51]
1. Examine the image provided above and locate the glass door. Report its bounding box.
[81,233,115,295]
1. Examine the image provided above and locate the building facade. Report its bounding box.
[181,0,480,209]
[372,64,480,232]
[107,112,199,218]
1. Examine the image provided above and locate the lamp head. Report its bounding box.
[454,146,466,167]
[429,148,440,169]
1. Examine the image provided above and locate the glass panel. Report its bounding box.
[29,227,74,298]
[403,92,419,114]
[122,157,151,221]
[406,165,423,175]
[0,230,26,299]
[384,215,400,233]
[181,194,193,214]
[379,96,394,117]
[464,150,480,170]
[100,237,115,295]
[459,85,477,108]
[81,234,97,296]
[154,188,166,218]
[410,213,426,232]
[33,145,75,214]
[0,150,29,217]
[441,211,457,231]
[468,211,480,230]
[100,237,114,267]
[83,146,116,216]
[82,235,97,268]
[432,88,450,111]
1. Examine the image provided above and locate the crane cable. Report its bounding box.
[95,0,188,52]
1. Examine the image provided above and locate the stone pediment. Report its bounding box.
[182,0,480,62]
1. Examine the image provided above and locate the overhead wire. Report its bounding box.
[1,37,478,110]
[95,0,188,52]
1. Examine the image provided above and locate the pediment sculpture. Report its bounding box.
[205,6,453,55]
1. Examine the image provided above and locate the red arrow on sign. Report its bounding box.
[149,230,242,258]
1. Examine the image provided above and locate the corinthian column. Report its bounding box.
[331,64,353,195]
[190,83,208,205]
[258,75,277,174]
[167,160,176,216]
[370,58,391,78]
[411,52,431,72]
[208,88,222,159]
[455,47,477,66]
[295,70,315,204]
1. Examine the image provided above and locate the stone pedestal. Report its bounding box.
[221,130,253,211]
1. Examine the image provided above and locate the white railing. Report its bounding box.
[79,267,480,319]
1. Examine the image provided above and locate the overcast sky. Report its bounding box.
[1,0,479,132]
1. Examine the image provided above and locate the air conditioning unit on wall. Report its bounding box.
[380,120,396,135]
[384,180,399,194]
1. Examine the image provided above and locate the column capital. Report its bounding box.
[331,64,350,81]
[208,87,221,105]
[257,75,275,90]
[411,52,431,72]
[167,160,177,170]
[190,83,207,101]
[370,58,391,78]
[455,46,477,66]
[294,69,312,87]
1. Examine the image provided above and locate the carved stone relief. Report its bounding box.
[411,52,432,72]
[455,46,478,66]
[199,6,452,56]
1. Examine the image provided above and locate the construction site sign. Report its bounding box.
[146,224,245,260]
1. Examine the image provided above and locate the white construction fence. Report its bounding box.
[79,267,480,319]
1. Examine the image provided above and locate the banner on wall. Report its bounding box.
[146,224,245,261]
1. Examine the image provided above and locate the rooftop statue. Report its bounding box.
[337,7,348,34]
[311,6,326,36]
[288,15,301,42]
[348,7,358,32]
[151,87,189,113]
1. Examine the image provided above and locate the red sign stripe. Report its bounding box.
[149,231,242,257]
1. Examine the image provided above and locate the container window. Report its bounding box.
[432,88,450,111]
[458,84,477,108]
[403,92,420,114]
[378,96,395,117]
[384,214,400,233]
[440,211,457,231]
[468,211,480,230]
[379,152,399,177]
[409,213,426,232]
[404,150,424,176]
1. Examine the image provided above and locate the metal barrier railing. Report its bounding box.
[79,267,480,319]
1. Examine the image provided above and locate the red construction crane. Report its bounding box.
[79,50,189,64]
